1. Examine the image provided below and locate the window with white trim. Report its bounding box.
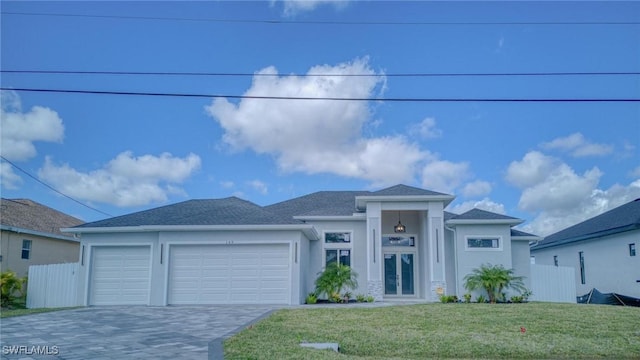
[21,240,32,259]
[323,231,352,267]
[629,243,636,257]
[465,237,501,250]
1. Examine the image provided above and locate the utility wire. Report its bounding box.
[3,70,639,78]
[2,87,638,102]
[0,156,113,217]
[3,11,640,26]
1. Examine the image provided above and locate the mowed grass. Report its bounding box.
[225,303,640,359]
[0,307,76,318]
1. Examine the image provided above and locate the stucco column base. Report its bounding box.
[367,280,384,301]
[430,281,447,302]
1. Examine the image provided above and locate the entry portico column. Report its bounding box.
[366,202,383,301]
[428,201,446,301]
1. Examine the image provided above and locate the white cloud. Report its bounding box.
[448,198,506,215]
[206,58,428,187]
[410,117,442,139]
[247,180,268,195]
[630,166,640,179]
[0,162,22,189]
[0,91,65,162]
[506,150,640,236]
[461,180,492,198]
[279,0,348,16]
[541,132,613,157]
[38,152,201,207]
[421,160,470,194]
[220,180,235,189]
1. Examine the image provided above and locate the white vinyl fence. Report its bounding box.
[27,262,80,308]
[530,264,576,303]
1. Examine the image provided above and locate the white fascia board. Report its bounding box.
[445,219,524,226]
[1,225,80,242]
[355,195,455,210]
[62,224,320,240]
[293,215,366,221]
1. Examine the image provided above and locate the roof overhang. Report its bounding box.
[512,235,542,241]
[1,225,80,242]
[62,224,320,241]
[355,195,455,210]
[446,219,524,226]
[531,224,640,251]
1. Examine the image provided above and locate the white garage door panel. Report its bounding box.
[90,246,151,305]
[169,244,290,304]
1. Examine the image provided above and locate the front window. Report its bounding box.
[21,240,32,259]
[553,255,559,266]
[630,243,636,257]
[466,237,501,250]
[324,231,352,268]
[325,249,351,267]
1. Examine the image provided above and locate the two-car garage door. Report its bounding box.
[168,244,290,304]
[89,243,291,305]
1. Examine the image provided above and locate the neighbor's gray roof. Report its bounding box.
[531,198,640,250]
[0,198,83,238]
[76,197,303,228]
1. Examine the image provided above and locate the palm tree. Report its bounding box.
[463,263,526,303]
[314,263,358,301]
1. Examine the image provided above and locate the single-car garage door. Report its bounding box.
[90,246,151,305]
[168,244,290,305]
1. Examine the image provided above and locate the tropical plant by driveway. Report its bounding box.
[1,270,27,309]
[314,263,358,302]
[463,263,526,303]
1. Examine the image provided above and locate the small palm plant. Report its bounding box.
[463,263,526,303]
[314,263,358,302]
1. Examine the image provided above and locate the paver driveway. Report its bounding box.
[0,305,278,360]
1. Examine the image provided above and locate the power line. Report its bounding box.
[1,87,638,102]
[3,70,639,78]
[0,156,113,217]
[3,11,639,26]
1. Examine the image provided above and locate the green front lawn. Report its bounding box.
[225,303,640,359]
[0,307,76,318]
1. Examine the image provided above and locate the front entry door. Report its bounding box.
[384,252,416,296]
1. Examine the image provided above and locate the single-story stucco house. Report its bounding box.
[531,198,640,298]
[63,184,539,306]
[1,198,83,278]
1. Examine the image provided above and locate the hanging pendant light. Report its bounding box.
[394,211,406,233]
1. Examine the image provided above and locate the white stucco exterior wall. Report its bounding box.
[531,229,640,298]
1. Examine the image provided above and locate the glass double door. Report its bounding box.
[383,251,416,296]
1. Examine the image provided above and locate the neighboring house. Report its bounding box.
[530,198,640,298]
[64,184,539,306]
[1,198,83,278]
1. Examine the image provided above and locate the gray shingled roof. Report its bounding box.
[76,197,303,228]
[532,198,640,250]
[0,198,83,238]
[511,228,538,237]
[370,184,449,196]
[266,191,369,217]
[449,208,520,221]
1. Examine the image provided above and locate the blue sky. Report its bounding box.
[1,1,639,236]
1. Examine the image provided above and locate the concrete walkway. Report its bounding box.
[0,306,278,360]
